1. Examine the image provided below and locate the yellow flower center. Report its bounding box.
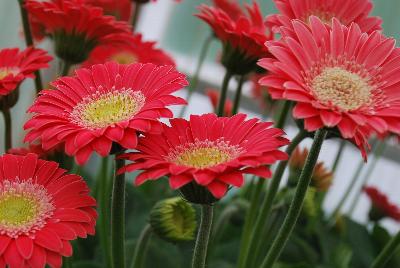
[111,52,137,65]
[0,180,54,238]
[167,139,243,169]
[71,88,145,129]
[311,67,372,111]
[0,196,39,227]
[0,67,19,80]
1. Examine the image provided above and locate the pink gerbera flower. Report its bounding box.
[81,34,175,68]
[259,17,400,157]
[364,186,400,222]
[196,1,273,75]
[119,113,289,200]
[24,62,187,165]
[267,0,382,34]
[0,153,96,268]
[0,47,52,96]
[26,0,133,64]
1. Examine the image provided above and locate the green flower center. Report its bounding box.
[0,180,54,238]
[71,88,145,129]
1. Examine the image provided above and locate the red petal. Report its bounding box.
[193,171,216,186]
[244,166,272,178]
[169,174,192,189]
[34,229,63,252]
[16,236,33,259]
[207,181,227,199]
[218,172,244,187]
[320,110,342,127]
[27,245,46,268]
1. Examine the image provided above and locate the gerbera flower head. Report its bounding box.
[0,47,52,96]
[364,186,400,222]
[289,147,333,191]
[0,153,96,267]
[119,113,289,203]
[24,62,188,165]
[82,33,175,68]
[26,0,133,64]
[84,0,132,21]
[259,17,400,158]
[206,89,232,116]
[267,0,382,34]
[196,1,273,75]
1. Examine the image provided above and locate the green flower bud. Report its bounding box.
[149,197,197,243]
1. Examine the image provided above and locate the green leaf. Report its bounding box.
[332,244,352,268]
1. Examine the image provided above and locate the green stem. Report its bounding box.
[260,128,328,268]
[371,231,400,268]
[131,3,142,31]
[97,157,112,268]
[111,154,126,268]
[332,140,346,173]
[237,179,265,268]
[192,204,214,268]
[241,130,308,268]
[130,224,153,268]
[2,108,12,152]
[231,75,246,115]
[18,0,43,94]
[217,70,233,116]
[348,141,387,215]
[275,101,291,129]
[178,34,213,118]
[61,61,72,77]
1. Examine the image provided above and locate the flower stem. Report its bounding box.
[331,140,346,173]
[241,130,308,268]
[18,0,43,94]
[348,141,386,215]
[97,157,112,268]
[237,178,265,268]
[260,128,327,268]
[111,154,126,268]
[275,101,291,129]
[192,204,214,268]
[131,3,142,31]
[217,70,233,116]
[371,231,400,268]
[179,34,213,118]
[231,75,246,115]
[2,108,12,152]
[130,224,153,268]
[61,61,72,77]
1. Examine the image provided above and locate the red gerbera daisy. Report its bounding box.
[196,1,273,75]
[26,0,133,64]
[119,113,289,200]
[206,89,233,116]
[81,34,175,68]
[259,17,400,157]
[0,153,96,268]
[24,62,188,165]
[267,0,382,34]
[364,186,400,222]
[84,0,132,21]
[0,47,52,96]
